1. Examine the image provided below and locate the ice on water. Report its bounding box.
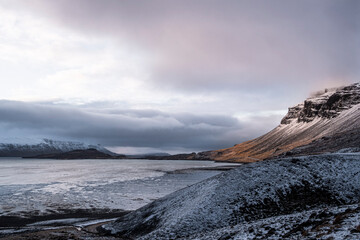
[0,158,233,217]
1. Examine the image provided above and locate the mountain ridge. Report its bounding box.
[0,138,116,157]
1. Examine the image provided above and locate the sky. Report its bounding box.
[0,0,358,154]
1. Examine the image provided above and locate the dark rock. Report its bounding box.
[281,83,360,124]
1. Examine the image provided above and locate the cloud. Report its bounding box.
[0,1,356,153]
[0,0,356,112]
[0,100,282,153]
[7,0,359,92]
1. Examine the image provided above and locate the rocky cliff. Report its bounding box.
[281,83,360,124]
[210,83,360,162]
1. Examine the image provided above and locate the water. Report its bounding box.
[0,158,237,217]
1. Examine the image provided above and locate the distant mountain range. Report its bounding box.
[24,148,126,159]
[3,83,359,161]
[126,153,171,158]
[0,137,175,159]
[0,138,116,157]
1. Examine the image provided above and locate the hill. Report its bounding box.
[23,148,126,159]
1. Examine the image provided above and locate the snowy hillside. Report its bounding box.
[101,153,360,239]
[210,82,360,162]
[0,138,114,157]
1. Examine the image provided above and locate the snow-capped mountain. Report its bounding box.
[0,138,115,157]
[210,82,360,162]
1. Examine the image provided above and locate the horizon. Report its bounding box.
[0,0,358,154]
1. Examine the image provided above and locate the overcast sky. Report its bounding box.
[0,0,358,154]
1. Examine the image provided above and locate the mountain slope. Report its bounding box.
[0,138,115,157]
[101,153,360,239]
[211,83,360,162]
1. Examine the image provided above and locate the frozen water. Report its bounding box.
[0,158,236,216]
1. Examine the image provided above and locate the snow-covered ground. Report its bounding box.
[189,203,360,240]
[0,159,236,217]
[102,153,360,239]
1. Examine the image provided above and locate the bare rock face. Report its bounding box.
[281,83,360,124]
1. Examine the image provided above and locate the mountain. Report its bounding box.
[99,83,360,239]
[208,82,360,162]
[0,138,116,157]
[24,148,126,159]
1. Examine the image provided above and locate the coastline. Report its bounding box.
[0,163,236,239]
[0,208,129,239]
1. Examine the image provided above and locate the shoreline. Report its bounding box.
[0,208,129,228]
[0,164,236,239]
[0,208,129,239]
[168,164,241,173]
